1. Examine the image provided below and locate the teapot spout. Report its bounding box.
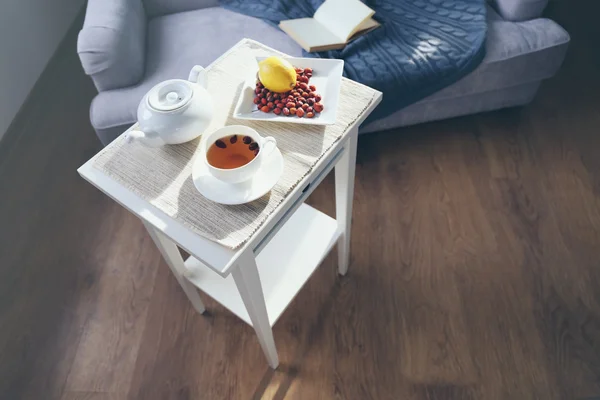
[125,129,146,143]
[125,129,164,147]
[188,65,207,89]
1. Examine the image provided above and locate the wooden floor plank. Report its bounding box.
[61,391,124,400]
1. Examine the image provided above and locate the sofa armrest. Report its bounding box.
[490,0,548,21]
[143,0,220,18]
[77,0,147,92]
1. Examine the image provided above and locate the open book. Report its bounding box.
[279,0,380,53]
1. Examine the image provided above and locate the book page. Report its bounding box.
[314,0,375,41]
[358,17,380,32]
[347,17,381,42]
[279,18,345,51]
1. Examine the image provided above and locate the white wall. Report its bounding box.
[0,0,85,141]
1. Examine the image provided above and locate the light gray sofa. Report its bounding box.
[78,0,569,145]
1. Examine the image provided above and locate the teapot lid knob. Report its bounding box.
[147,80,194,112]
[166,91,179,103]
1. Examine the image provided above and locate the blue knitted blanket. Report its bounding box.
[220,0,487,122]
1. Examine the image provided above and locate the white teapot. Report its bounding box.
[126,65,213,146]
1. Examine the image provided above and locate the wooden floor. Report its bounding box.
[2,2,600,400]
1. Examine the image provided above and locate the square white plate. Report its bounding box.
[233,57,344,125]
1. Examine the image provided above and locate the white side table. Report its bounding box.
[79,55,381,370]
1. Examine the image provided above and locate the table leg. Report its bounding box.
[232,251,279,369]
[335,126,358,276]
[143,221,206,314]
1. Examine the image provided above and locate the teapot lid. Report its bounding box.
[147,80,193,112]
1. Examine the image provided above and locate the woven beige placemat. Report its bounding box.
[93,39,377,249]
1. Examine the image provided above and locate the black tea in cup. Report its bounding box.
[206,135,260,169]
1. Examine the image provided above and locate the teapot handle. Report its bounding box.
[188,65,207,89]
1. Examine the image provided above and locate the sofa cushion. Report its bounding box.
[361,82,542,133]
[490,0,549,22]
[90,7,302,131]
[143,0,220,18]
[486,4,504,21]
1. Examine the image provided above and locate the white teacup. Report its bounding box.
[201,125,277,184]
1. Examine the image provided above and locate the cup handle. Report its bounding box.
[260,137,277,158]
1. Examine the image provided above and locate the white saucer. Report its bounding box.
[192,148,284,205]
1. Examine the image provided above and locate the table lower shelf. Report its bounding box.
[183,203,341,327]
